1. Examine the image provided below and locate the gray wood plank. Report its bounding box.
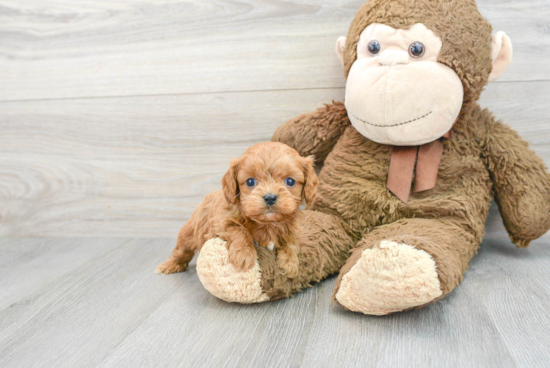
[1,238,550,368]
[297,276,516,368]
[0,238,180,367]
[0,82,548,238]
[469,239,550,368]
[0,238,127,311]
[100,276,518,368]
[0,88,344,238]
[0,238,55,266]
[0,0,548,102]
[99,270,319,368]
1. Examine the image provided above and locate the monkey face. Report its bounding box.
[336,1,513,147]
[342,23,463,146]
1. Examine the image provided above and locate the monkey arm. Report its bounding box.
[480,111,550,247]
[272,101,350,164]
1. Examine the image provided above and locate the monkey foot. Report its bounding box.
[196,238,269,304]
[335,240,442,315]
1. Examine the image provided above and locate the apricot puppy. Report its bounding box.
[155,142,318,278]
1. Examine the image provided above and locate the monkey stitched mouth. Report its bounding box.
[351,111,433,128]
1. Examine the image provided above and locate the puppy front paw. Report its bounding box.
[277,247,299,278]
[227,244,258,272]
[155,257,189,275]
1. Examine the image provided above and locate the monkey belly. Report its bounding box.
[312,126,493,241]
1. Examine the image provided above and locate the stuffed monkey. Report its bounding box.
[193,0,550,315]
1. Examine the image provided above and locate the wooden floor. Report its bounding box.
[0,237,549,368]
[1,1,550,367]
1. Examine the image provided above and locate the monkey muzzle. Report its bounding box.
[345,55,463,146]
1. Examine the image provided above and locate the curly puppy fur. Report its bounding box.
[156,142,318,278]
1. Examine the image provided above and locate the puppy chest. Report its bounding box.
[253,239,276,252]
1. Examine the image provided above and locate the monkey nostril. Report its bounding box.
[263,194,278,206]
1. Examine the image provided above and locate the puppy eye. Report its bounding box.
[246,178,256,188]
[409,42,425,58]
[285,178,296,187]
[368,40,381,55]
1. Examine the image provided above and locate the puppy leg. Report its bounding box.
[156,222,196,274]
[276,242,300,278]
[226,227,257,272]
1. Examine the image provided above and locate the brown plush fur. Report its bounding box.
[254,0,550,308]
[156,142,318,278]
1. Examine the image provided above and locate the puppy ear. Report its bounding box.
[301,155,319,206]
[222,158,239,205]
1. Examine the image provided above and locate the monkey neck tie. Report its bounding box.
[386,120,456,203]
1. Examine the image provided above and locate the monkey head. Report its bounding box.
[335,0,513,146]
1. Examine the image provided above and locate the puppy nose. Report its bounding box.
[263,194,278,206]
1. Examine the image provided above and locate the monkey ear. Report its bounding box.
[488,31,513,82]
[222,159,239,205]
[301,156,319,206]
[335,36,347,66]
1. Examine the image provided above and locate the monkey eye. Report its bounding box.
[246,178,256,188]
[285,178,296,187]
[368,40,381,55]
[409,42,425,58]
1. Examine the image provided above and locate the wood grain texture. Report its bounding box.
[1,81,548,238]
[0,238,181,367]
[469,239,550,367]
[1,237,549,368]
[0,238,130,340]
[1,2,549,367]
[0,0,549,102]
[100,271,320,368]
[300,275,515,368]
[0,0,549,239]
[0,88,343,237]
[0,237,126,310]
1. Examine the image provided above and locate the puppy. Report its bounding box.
[155,142,318,278]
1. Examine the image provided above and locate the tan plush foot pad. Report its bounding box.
[196,238,269,304]
[335,240,442,315]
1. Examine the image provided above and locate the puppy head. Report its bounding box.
[222,142,318,223]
